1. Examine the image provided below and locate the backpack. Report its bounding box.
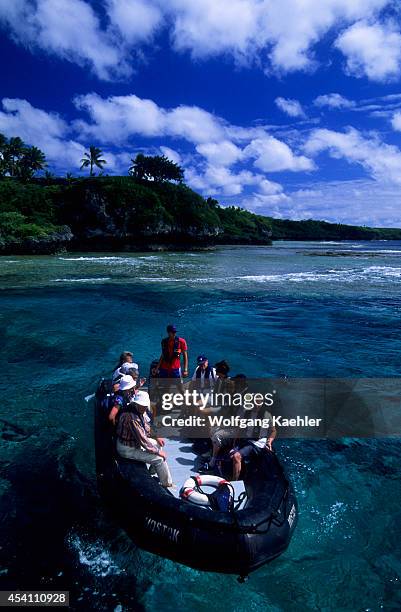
[208,482,234,512]
[161,336,181,363]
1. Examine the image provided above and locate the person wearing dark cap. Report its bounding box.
[190,355,216,390]
[155,324,188,380]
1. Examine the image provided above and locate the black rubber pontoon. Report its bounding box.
[94,380,298,577]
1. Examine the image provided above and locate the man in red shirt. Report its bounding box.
[156,324,188,379]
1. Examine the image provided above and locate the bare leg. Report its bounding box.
[208,441,221,468]
[232,452,242,481]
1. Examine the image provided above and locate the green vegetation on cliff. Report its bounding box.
[1,174,401,253]
[0,176,275,252]
[1,138,401,252]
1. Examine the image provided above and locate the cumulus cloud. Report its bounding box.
[0,0,395,80]
[335,20,401,82]
[106,0,163,43]
[168,0,390,74]
[288,179,401,226]
[159,146,182,165]
[195,141,243,166]
[167,0,260,62]
[391,111,401,131]
[244,136,315,172]
[0,98,127,173]
[0,0,127,80]
[275,97,305,118]
[185,164,285,198]
[0,98,83,168]
[314,93,356,109]
[74,93,225,144]
[0,93,312,206]
[73,92,314,177]
[305,127,401,185]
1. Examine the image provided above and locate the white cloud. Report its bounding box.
[232,177,401,226]
[106,0,163,43]
[167,0,259,62]
[275,97,305,118]
[73,92,314,176]
[314,93,356,109]
[241,192,290,211]
[287,179,401,226]
[168,0,390,74]
[391,111,401,131]
[335,20,401,82]
[0,0,127,80]
[0,93,316,205]
[0,98,83,169]
[195,141,243,166]
[159,146,182,165]
[0,0,394,80]
[0,98,128,173]
[186,164,286,198]
[185,165,255,196]
[74,93,225,144]
[244,136,315,172]
[305,127,401,185]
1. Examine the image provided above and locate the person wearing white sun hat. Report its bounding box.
[116,389,173,488]
[108,374,137,425]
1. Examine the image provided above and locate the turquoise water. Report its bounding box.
[1,241,401,610]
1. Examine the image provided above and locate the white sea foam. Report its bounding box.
[58,256,140,264]
[99,265,401,286]
[67,533,123,578]
[241,266,401,284]
[137,276,181,282]
[59,256,118,261]
[52,277,111,283]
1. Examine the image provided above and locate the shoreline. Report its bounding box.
[2,236,400,257]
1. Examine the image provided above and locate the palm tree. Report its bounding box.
[0,133,7,152]
[26,147,47,173]
[0,133,7,177]
[15,145,47,180]
[80,146,106,176]
[6,136,25,176]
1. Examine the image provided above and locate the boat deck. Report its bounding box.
[164,437,247,507]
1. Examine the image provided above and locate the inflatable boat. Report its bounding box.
[94,379,298,579]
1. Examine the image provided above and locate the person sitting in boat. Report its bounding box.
[155,324,188,382]
[116,390,173,488]
[108,374,137,425]
[231,397,277,481]
[125,365,147,392]
[213,360,232,394]
[148,359,161,403]
[208,361,235,468]
[112,351,139,384]
[190,355,216,391]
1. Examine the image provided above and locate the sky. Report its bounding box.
[2,1,401,225]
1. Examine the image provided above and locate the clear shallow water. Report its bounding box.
[1,241,401,610]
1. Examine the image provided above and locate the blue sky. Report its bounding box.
[2,1,401,226]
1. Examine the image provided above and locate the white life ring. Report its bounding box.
[180,474,230,506]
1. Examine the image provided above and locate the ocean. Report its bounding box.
[1,241,401,610]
